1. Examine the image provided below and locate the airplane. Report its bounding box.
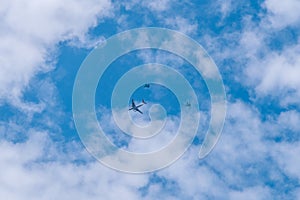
[185,102,191,107]
[129,99,147,114]
[144,83,150,88]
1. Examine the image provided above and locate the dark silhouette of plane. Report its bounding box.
[144,84,150,88]
[129,99,147,114]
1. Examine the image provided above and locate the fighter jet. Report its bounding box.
[129,99,147,114]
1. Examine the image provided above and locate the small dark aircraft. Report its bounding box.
[185,102,191,107]
[129,99,147,114]
[144,83,150,88]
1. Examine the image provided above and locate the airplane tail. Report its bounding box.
[142,99,147,104]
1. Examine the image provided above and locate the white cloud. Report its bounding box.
[295,188,300,199]
[239,30,265,58]
[143,0,170,12]
[164,16,198,35]
[264,0,300,29]
[199,1,300,108]
[229,186,272,200]
[245,42,300,106]
[158,147,228,199]
[2,91,299,199]
[96,100,298,198]
[157,101,300,199]
[236,3,300,107]
[277,110,300,132]
[0,0,112,110]
[121,0,170,12]
[270,141,300,193]
[216,0,233,19]
[0,129,148,200]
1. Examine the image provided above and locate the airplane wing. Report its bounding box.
[136,100,146,108]
[136,108,143,114]
[136,104,144,108]
[131,99,136,107]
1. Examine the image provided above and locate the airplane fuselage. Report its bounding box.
[129,99,146,114]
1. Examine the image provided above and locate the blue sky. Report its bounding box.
[1,0,300,199]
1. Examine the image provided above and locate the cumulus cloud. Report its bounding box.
[0,0,112,109]
[155,101,299,199]
[272,141,300,181]
[3,99,299,199]
[241,3,300,107]
[0,130,148,200]
[245,43,300,106]
[264,0,300,29]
